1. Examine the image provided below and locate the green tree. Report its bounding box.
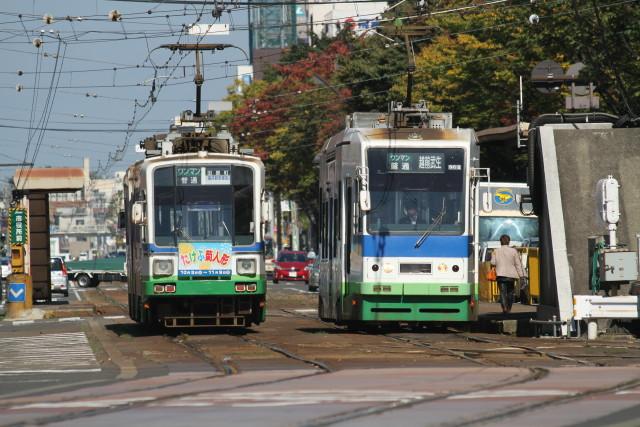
[334,34,407,112]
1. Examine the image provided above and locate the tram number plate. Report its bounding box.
[289,272,297,277]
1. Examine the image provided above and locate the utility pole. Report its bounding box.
[160,43,233,116]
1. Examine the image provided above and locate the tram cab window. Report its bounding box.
[153,165,255,246]
[366,148,465,235]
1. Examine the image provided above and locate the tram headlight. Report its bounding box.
[153,259,174,277]
[237,258,256,276]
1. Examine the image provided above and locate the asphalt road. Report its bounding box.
[0,280,639,427]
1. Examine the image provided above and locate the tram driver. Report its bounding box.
[399,199,425,226]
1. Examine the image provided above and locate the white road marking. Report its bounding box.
[0,369,102,375]
[294,309,317,313]
[0,332,100,374]
[616,390,640,395]
[59,317,82,322]
[103,315,127,320]
[283,287,313,294]
[72,287,81,301]
[449,389,576,399]
[11,320,34,326]
[12,397,154,409]
[158,390,433,408]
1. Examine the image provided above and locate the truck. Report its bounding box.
[66,256,127,288]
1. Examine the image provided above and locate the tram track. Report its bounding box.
[448,327,599,366]
[435,375,640,427]
[237,335,333,372]
[299,366,549,427]
[65,293,640,427]
[384,334,498,366]
[95,286,329,374]
[281,308,535,367]
[0,294,341,426]
[1,366,326,427]
[3,323,330,427]
[279,307,636,369]
[94,284,128,313]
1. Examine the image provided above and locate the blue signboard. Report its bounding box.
[7,283,26,302]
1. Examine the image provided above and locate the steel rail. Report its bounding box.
[448,327,598,366]
[280,309,498,366]
[384,334,499,367]
[238,336,333,373]
[436,375,640,427]
[299,367,549,427]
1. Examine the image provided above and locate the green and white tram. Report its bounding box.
[316,102,483,326]
[123,118,266,328]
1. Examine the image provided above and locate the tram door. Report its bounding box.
[328,162,341,319]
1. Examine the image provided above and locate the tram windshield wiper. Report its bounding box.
[221,219,232,238]
[415,199,446,249]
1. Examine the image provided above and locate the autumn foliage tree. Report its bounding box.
[229,38,352,231]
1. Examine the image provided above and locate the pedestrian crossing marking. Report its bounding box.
[0,332,100,374]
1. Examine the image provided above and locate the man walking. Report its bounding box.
[490,234,526,314]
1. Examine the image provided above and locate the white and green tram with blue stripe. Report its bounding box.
[316,102,483,326]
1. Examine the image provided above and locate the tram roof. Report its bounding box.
[125,151,263,175]
[318,126,477,157]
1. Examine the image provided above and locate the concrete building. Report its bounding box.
[48,159,124,260]
[249,0,387,79]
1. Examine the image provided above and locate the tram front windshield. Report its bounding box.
[367,147,465,234]
[153,165,254,246]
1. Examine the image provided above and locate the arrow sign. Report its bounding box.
[7,283,25,302]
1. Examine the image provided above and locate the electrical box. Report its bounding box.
[599,250,638,282]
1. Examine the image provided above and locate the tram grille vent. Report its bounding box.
[400,263,432,274]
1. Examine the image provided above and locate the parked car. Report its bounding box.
[50,257,69,297]
[1,257,11,281]
[265,257,275,278]
[307,257,320,292]
[273,251,310,284]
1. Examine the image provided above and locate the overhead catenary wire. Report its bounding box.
[96,0,215,175]
[16,37,67,188]
[2,0,636,173]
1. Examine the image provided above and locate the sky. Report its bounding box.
[0,0,251,186]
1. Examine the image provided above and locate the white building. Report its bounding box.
[49,158,125,260]
[306,1,387,39]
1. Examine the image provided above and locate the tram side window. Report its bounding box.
[154,167,175,246]
[232,166,254,245]
[321,200,328,259]
[345,182,352,273]
[355,189,362,235]
[332,197,339,258]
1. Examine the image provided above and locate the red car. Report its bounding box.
[273,251,310,283]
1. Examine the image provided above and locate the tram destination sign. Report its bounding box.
[387,152,445,173]
[176,166,231,186]
[9,208,28,245]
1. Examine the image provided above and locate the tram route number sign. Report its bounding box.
[387,152,445,173]
[176,166,231,186]
[9,208,27,245]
